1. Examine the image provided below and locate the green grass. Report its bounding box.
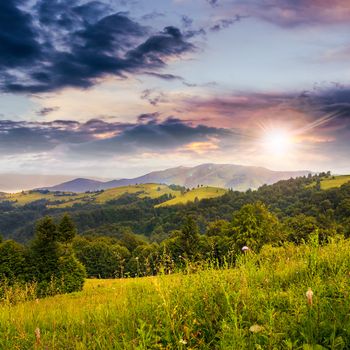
[94,184,179,204]
[306,175,350,190]
[156,186,227,207]
[2,238,350,349]
[0,184,228,209]
[5,191,89,206]
[0,184,179,208]
[320,175,350,190]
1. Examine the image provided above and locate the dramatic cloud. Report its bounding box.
[180,85,350,143]
[0,0,41,68]
[0,118,129,154]
[0,0,195,93]
[0,116,232,158]
[72,117,232,156]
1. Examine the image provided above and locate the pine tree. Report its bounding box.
[58,214,77,244]
[29,216,86,296]
[29,217,60,288]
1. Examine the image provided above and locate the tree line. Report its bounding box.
[1,173,350,295]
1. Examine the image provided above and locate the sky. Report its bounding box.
[1,0,350,178]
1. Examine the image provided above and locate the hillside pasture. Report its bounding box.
[156,186,227,207]
[94,183,179,204]
[320,175,350,189]
[0,184,228,209]
[1,238,350,349]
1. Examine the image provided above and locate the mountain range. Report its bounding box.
[39,164,311,193]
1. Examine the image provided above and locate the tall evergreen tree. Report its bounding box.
[58,214,77,244]
[29,216,60,285]
[29,216,86,295]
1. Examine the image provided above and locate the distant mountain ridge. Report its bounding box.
[40,163,312,193]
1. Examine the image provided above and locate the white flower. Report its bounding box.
[249,324,264,333]
[306,287,313,306]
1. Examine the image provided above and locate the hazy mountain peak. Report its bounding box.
[40,163,311,193]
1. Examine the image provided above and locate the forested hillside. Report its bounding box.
[1,172,350,281]
[1,173,349,243]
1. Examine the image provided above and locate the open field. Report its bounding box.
[0,184,177,208]
[1,238,350,349]
[4,191,87,206]
[320,175,350,190]
[156,186,227,207]
[306,175,350,190]
[0,184,227,209]
[94,184,179,204]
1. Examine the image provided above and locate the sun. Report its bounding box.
[261,128,293,156]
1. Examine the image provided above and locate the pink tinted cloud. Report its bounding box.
[225,0,350,27]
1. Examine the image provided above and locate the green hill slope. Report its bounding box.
[307,175,350,190]
[0,184,227,208]
[156,186,227,207]
[1,239,350,349]
[320,175,350,189]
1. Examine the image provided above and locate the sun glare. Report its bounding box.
[262,129,293,156]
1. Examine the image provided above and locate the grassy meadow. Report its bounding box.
[1,237,350,349]
[0,184,227,209]
[306,175,350,190]
[320,175,350,190]
[94,184,179,204]
[156,187,227,207]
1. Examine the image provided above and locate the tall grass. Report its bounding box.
[1,237,350,349]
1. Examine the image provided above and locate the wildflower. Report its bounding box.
[179,339,187,345]
[242,246,250,253]
[34,327,41,345]
[35,298,39,304]
[306,287,313,306]
[249,324,264,333]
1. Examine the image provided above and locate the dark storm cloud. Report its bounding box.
[0,1,196,93]
[126,27,194,64]
[308,87,350,118]
[0,0,41,68]
[0,118,129,154]
[72,117,232,156]
[0,116,232,156]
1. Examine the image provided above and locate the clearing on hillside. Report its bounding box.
[156,186,227,207]
[320,175,350,189]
